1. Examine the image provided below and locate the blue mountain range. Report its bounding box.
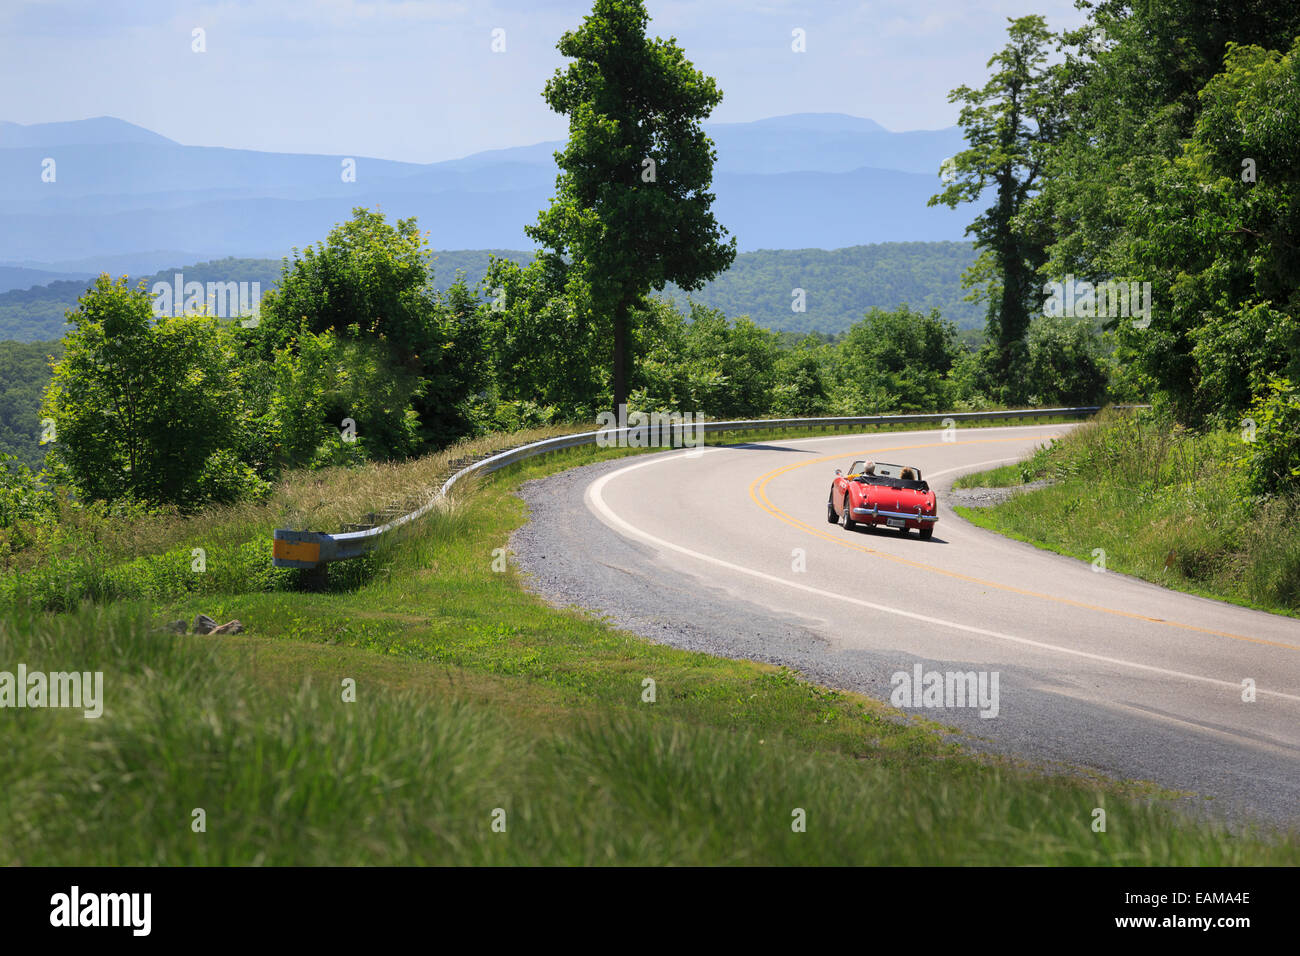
[0,114,970,274]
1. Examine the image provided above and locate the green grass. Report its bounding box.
[4,598,1295,865]
[953,408,1300,615]
[3,416,1299,864]
[952,464,1034,489]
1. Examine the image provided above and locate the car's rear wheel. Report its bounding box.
[840,495,856,530]
[918,526,934,540]
[827,493,838,523]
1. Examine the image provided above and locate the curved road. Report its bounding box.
[511,425,1300,825]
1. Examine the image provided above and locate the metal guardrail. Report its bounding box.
[272,406,1115,568]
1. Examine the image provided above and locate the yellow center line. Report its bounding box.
[747,437,1300,653]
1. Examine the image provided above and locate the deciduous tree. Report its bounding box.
[527,0,736,416]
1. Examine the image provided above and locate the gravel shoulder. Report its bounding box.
[945,480,1055,508]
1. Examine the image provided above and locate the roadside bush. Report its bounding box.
[771,337,832,416]
[258,208,488,450]
[633,301,771,417]
[1241,377,1300,497]
[481,254,605,419]
[486,399,561,433]
[677,305,781,418]
[266,325,423,469]
[1023,314,1108,407]
[964,406,1300,611]
[835,306,959,413]
[42,276,248,509]
[195,448,271,505]
[0,453,52,529]
[948,344,1000,409]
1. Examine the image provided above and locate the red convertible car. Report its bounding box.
[826,459,938,539]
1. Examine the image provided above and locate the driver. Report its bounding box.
[861,460,876,475]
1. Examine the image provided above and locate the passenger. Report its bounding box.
[900,467,916,480]
[861,460,876,475]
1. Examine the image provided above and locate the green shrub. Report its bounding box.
[1241,378,1300,497]
[42,276,249,509]
[0,453,52,529]
[1023,314,1108,407]
[266,325,423,469]
[195,448,272,504]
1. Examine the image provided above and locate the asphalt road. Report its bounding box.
[510,425,1300,826]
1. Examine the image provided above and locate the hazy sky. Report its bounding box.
[1,0,1088,163]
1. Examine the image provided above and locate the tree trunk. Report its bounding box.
[612,299,629,417]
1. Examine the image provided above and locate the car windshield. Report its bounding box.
[848,460,928,491]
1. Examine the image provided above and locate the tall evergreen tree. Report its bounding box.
[527,0,736,416]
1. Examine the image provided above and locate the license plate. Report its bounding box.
[886,518,907,528]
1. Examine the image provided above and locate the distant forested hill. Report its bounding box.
[0,258,282,341]
[0,242,978,341]
[0,339,61,470]
[0,265,94,293]
[0,251,533,341]
[661,242,979,332]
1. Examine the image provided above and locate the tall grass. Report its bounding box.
[7,424,584,571]
[0,426,584,611]
[3,603,1293,865]
[957,408,1300,613]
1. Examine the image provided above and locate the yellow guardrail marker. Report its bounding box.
[273,539,321,563]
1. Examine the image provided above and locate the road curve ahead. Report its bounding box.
[511,425,1300,825]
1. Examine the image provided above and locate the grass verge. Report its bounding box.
[952,408,1300,615]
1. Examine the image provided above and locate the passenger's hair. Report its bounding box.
[900,467,916,480]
